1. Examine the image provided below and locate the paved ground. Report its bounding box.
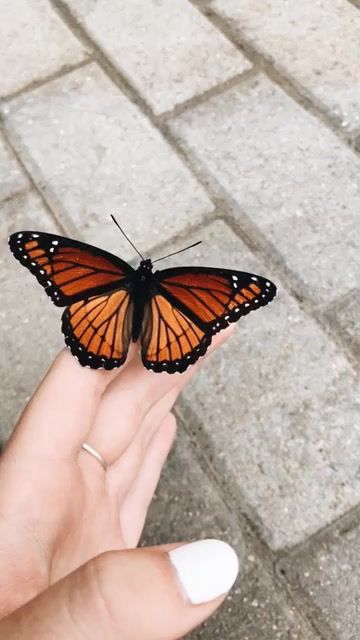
[1,1,359,637]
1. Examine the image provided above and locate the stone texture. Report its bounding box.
[143,428,246,565]
[65,0,251,114]
[327,290,360,361]
[166,220,360,549]
[143,429,316,639]
[0,191,63,441]
[2,63,213,258]
[213,0,360,130]
[170,74,360,306]
[0,134,28,203]
[282,520,360,639]
[193,573,317,640]
[0,0,88,98]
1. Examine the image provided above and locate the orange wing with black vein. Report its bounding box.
[62,289,133,369]
[8,231,134,306]
[141,267,276,373]
[141,293,209,373]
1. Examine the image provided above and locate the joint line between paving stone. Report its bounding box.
[175,405,327,639]
[48,0,161,121]
[161,119,360,374]
[0,124,71,236]
[158,66,258,121]
[49,0,260,124]
[1,57,93,104]
[346,0,360,9]
[188,0,359,153]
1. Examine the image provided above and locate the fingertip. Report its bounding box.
[169,539,239,605]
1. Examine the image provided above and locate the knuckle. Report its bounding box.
[67,552,121,638]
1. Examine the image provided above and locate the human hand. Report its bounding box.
[0,328,239,639]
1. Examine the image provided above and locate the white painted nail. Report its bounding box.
[169,539,239,605]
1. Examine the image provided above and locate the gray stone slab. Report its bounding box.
[0,191,63,441]
[327,290,360,361]
[170,74,360,306]
[64,0,251,115]
[143,428,246,565]
[281,520,360,639]
[193,573,317,640]
[165,220,360,549]
[143,429,316,639]
[212,0,360,130]
[2,63,213,259]
[0,0,88,98]
[0,134,28,203]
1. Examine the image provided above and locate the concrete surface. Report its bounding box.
[0,1,359,638]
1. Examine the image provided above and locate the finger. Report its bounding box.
[0,541,240,640]
[85,326,235,465]
[106,410,175,503]
[120,414,177,547]
[5,348,119,458]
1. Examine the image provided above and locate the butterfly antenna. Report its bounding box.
[110,214,145,260]
[152,240,202,264]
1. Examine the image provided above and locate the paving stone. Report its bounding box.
[0,134,28,203]
[193,572,317,640]
[327,290,360,361]
[64,0,251,115]
[143,429,316,639]
[142,428,246,565]
[0,191,63,441]
[0,0,88,98]
[170,74,360,306]
[164,220,360,549]
[212,0,360,130]
[282,520,360,639]
[2,63,213,258]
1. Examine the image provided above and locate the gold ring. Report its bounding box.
[81,443,108,470]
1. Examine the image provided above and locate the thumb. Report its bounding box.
[0,540,239,640]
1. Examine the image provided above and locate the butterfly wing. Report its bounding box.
[62,289,133,369]
[141,267,276,373]
[9,231,134,306]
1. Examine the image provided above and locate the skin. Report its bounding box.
[0,326,235,639]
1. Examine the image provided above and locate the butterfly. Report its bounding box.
[8,220,277,373]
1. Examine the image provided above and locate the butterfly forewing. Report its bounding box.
[141,267,276,373]
[9,231,134,306]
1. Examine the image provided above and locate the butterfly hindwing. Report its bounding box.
[8,231,134,306]
[141,293,210,373]
[141,267,276,373]
[62,289,133,369]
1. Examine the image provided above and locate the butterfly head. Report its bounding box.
[139,258,153,273]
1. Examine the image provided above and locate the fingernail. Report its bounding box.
[169,539,239,605]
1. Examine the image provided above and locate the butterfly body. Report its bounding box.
[9,230,277,373]
[131,259,156,342]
